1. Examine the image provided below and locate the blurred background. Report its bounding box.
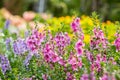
[0,0,120,21]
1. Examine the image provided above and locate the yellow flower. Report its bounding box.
[84,34,90,43]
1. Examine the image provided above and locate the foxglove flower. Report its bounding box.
[0,55,11,74]
[13,38,28,55]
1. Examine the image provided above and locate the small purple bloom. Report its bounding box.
[4,20,10,29]
[5,38,11,50]
[13,38,28,55]
[23,52,33,67]
[0,55,11,75]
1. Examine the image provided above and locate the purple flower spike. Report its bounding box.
[13,38,28,55]
[0,55,11,75]
[5,38,11,50]
[4,20,10,29]
[24,52,33,67]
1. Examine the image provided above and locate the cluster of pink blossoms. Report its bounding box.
[42,42,59,63]
[114,33,120,52]
[75,39,84,57]
[91,54,107,72]
[100,73,116,80]
[80,72,96,80]
[68,52,82,71]
[86,50,107,72]
[54,32,70,55]
[26,29,45,53]
[90,28,108,50]
[71,17,84,40]
[71,17,84,58]
[66,72,76,80]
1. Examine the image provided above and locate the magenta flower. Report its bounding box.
[68,56,77,65]
[58,57,66,66]
[100,73,108,80]
[26,29,45,53]
[68,55,78,71]
[80,73,89,80]
[68,53,82,71]
[85,51,94,62]
[42,74,48,80]
[66,72,76,80]
[70,17,80,32]
[42,42,60,63]
[90,28,108,50]
[90,72,96,80]
[78,59,82,68]
[102,55,107,62]
[114,37,120,52]
[54,32,70,55]
[70,17,84,40]
[75,39,84,56]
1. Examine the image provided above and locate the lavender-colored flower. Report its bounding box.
[24,52,33,67]
[5,38,11,50]
[13,38,28,55]
[4,20,10,29]
[24,30,30,38]
[0,55,11,74]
